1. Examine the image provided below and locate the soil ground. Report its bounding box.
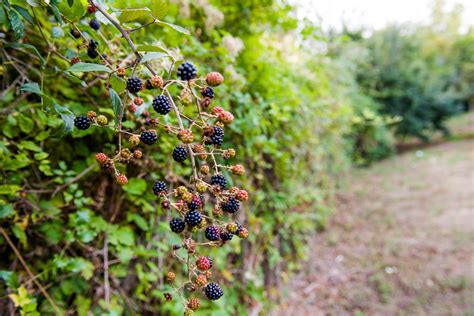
[272,137,474,316]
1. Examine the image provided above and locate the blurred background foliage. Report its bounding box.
[0,0,472,314]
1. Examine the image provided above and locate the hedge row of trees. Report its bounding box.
[0,0,472,314]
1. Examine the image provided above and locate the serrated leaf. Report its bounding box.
[151,0,167,19]
[53,104,74,136]
[57,0,85,21]
[118,8,151,23]
[8,10,24,40]
[140,52,168,63]
[157,21,190,35]
[109,89,122,123]
[67,62,112,73]
[136,44,169,53]
[52,25,64,38]
[12,5,33,24]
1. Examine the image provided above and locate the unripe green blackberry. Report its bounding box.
[127,77,143,93]
[177,62,197,81]
[196,182,207,193]
[176,186,188,196]
[128,135,140,147]
[96,115,108,126]
[204,283,224,300]
[200,165,210,175]
[226,223,239,234]
[152,95,171,115]
[74,115,91,130]
[172,146,188,163]
[180,89,193,105]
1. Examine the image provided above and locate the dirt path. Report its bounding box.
[272,139,474,316]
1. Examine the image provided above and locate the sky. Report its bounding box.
[294,0,474,31]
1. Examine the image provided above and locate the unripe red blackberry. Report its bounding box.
[206,72,224,86]
[126,77,143,93]
[116,174,128,186]
[128,135,140,147]
[222,197,240,213]
[134,97,144,105]
[187,298,200,311]
[172,146,188,163]
[205,225,220,241]
[192,144,207,160]
[95,153,108,164]
[140,130,157,145]
[230,164,245,176]
[170,218,185,234]
[129,103,137,113]
[152,95,171,115]
[87,4,97,13]
[117,67,126,77]
[152,180,167,195]
[96,115,108,126]
[185,210,202,226]
[177,62,197,81]
[238,227,249,239]
[236,189,248,202]
[70,57,80,65]
[151,75,164,88]
[223,148,236,160]
[196,256,212,271]
[87,111,97,120]
[163,293,173,301]
[218,111,234,125]
[74,115,91,130]
[210,174,227,189]
[133,149,142,159]
[204,283,224,300]
[178,130,194,143]
[195,274,207,287]
[166,271,175,283]
[212,106,224,114]
[229,186,240,194]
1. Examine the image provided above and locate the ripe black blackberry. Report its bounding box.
[185,210,202,226]
[210,174,227,189]
[170,218,185,234]
[188,195,202,211]
[89,40,99,49]
[145,79,154,90]
[74,115,91,130]
[89,18,100,30]
[211,126,224,146]
[152,181,167,195]
[220,231,233,241]
[140,131,157,145]
[205,226,220,241]
[222,197,240,213]
[127,77,143,93]
[177,62,197,81]
[87,47,99,59]
[172,146,188,163]
[201,87,214,99]
[70,29,81,39]
[152,95,171,115]
[204,283,224,301]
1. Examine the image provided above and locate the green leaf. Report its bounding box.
[157,21,190,35]
[34,152,49,160]
[53,104,74,136]
[110,75,126,92]
[51,25,64,38]
[128,213,149,231]
[5,43,45,65]
[17,114,34,133]
[49,4,63,24]
[118,8,152,23]
[140,52,168,63]
[12,5,33,24]
[67,0,74,7]
[0,204,16,219]
[57,0,85,21]
[18,140,42,152]
[67,62,112,73]
[0,270,19,288]
[136,44,169,53]
[0,7,7,27]
[122,178,146,195]
[8,10,24,40]
[20,82,42,95]
[109,88,122,124]
[0,185,20,195]
[151,0,167,19]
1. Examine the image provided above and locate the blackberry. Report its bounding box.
[145,79,154,90]
[152,95,171,115]
[222,197,240,213]
[205,226,220,241]
[201,87,214,99]
[87,47,99,59]
[170,218,185,234]
[185,210,202,226]
[70,29,81,39]
[188,195,202,211]
[152,181,167,195]
[204,283,223,301]
[89,40,99,49]
[140,130,157,145]
[89,18,100,30]
[210,174,227,189]
[220,231,233,241]
[127,77,143,93]
[211,126,224,146]
[172,146,188,163]
[177,62,197,81]
[74,115,91,130]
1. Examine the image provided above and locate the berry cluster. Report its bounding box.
[68,6,249,312]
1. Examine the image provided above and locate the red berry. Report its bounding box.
[70,57,80,65]
[236,189,248,202]
[218,111,234,124]
[134,97,144,105]
[195,256,212,271]
[129,103,137,113]
[206,72,224,86]
[116,174,128,185]
[187,298,200,311]
[211,106,224,114]
[95,153,108,164]
[87,4,97,14]
[230,164,245,176]
[133,149,142,159]
[195,275,207,287]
